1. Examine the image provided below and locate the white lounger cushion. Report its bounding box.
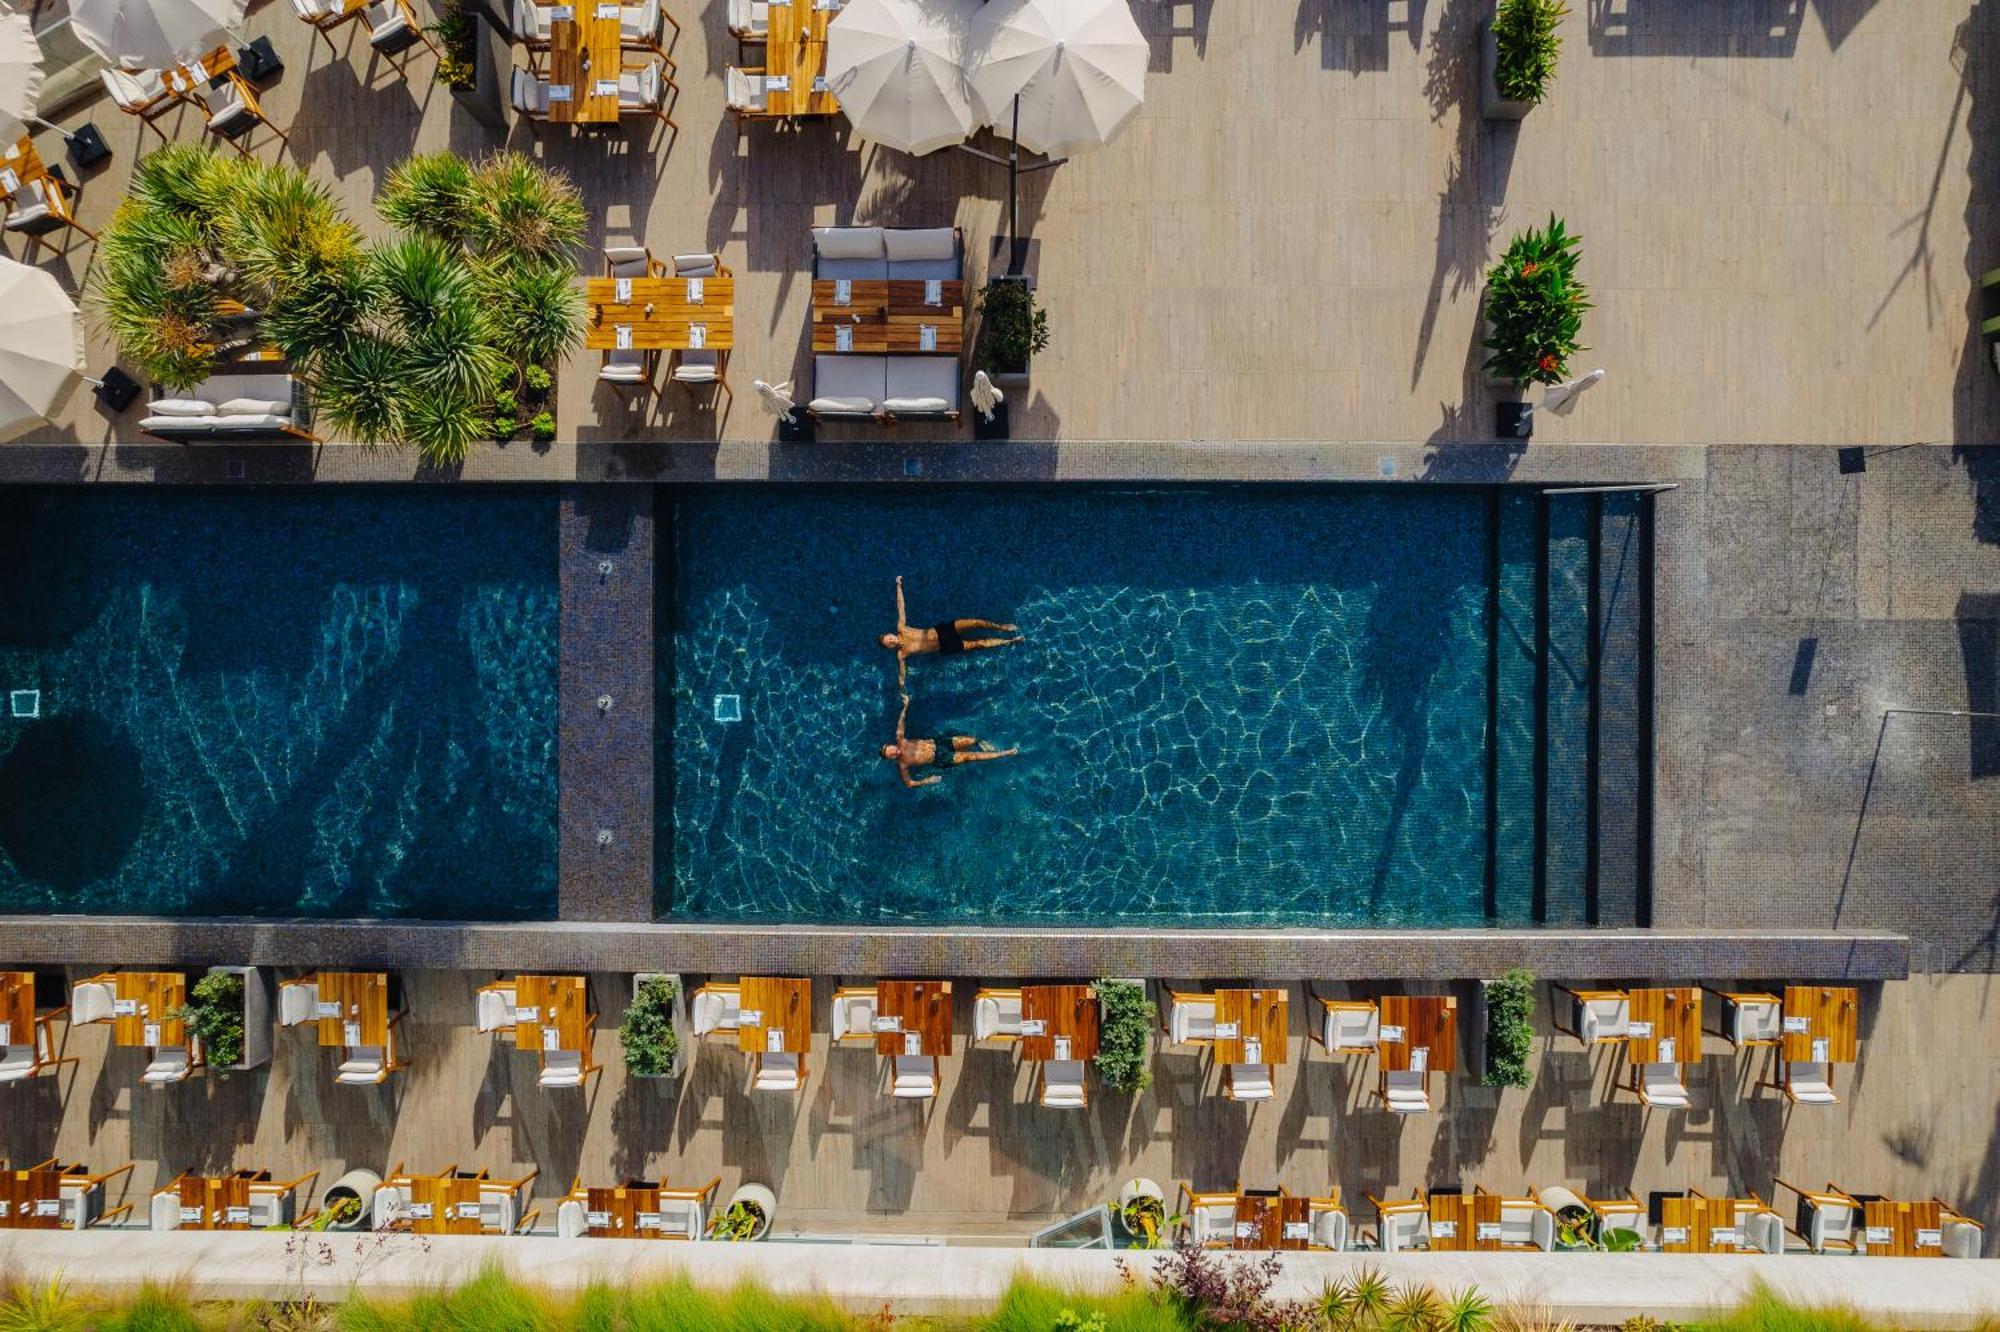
[540,1050,585,1087]
[557,1198,588,1238]
[1639,1062,1689,1107]
[754,1050,801,1090]
[812,354,887,412]
[883,227,958,279]
[278,981,318,1026]
[1382,1069,1430,1112]
[71,981,115,1025]
[813,226,889,280]
[885,355,959,405]
[1311,1207,1347,1250]
[880,396,950,415]
[1169,998,1217,1044]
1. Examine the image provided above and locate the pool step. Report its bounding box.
[1497,489,1651,930]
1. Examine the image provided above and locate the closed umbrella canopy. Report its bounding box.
[71,0,243,69]
[966,0,1145,158]
[0,4,44,144]
[0,256,85,441]
[826,0,978,157]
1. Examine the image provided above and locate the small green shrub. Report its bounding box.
[1492,0,1567,105]
[529,411,557,443]
[522,364,553,396]
[1481,968,1535,1089]
[1094,980,1152,1096]
[492,388,518,417]
[1483,216,1589,387]
[491,415,516,439]
[173,970,245,1075]
[974,279,1048,376]
[620,975,680,1077]
[705,1200,766,1242]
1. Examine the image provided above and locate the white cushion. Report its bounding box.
[673,359,720,384]
[1383,1069,1429,1112]
[726,0,768,33]
[248,1191,289,1227]
[278,982,318,1027]
[1227,1063,1273,1100]
[540,1050,584,1087]
[214,397,290,417]
[0,1044,37,1081]
[512,68,550,114]
[71,981,115,1024]
[1640,1062,1689,1107]
[1787,1061,1837,1102]
[880,396,950,415]
[151,1190,183,1230]
[885,355,959,403]
[974,994,1023,1039]
[657,1196,703,1238]
[831,991,877,1041]
[1040,1059,1086,1107]
[1944,1218,1982,1259]
[513,0,552,37]
[691,987,741,1035]
[1731,997,1782,1043]
[147,398,217,417]
[337,1046,386,1083]
[143,1048,192,1083]
[479,1189,516,1232]
[1325,1005,1378,1050]
[557,1199,588,1238]
[813,353,888,405]
[725,67,768,112]
[754,1050,800,1090]
[618,0,659,41]
[808,396,874,415]
[814,226,886,261]
[1191,1201,1234,1244]
[476,987,516,1033]
[1169,999,1216,1044]
[1744,1210,1785,1254]
[674,253,718,276]
[1311,1207,1347,1250]
[599,362,649,384]
[891,1054,935,1098]
[371,1185,405,1230]
[882,227,955,262]
[1577,995,1629,1042]
[1380,1209,1427,1251]
[1810,1199,1856,1250]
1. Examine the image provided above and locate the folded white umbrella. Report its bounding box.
[0,4,44,144]
[826,0,978,157]
[0,256,85,441]
[754,378,797,423]
[71,0,244,69]
[966,0,1146,158]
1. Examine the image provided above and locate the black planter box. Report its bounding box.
[64,123,112,172]
[973,398,1009,441]
[1495,400,1533,440]
[776,411,815,444]
[235,35,283,82]
[94,367,141,413]
[450,14,511,130]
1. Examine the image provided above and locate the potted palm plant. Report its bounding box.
[619,974,684,1078]
[1114,1179,1175,1249]
[974,277,1048,389]
[1483,0,1567,120]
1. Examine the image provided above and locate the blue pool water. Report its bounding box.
[662,487,1500,927]
[0,488,559,919]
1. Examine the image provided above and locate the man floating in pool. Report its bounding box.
[882,693,1018,789]
[881,574,1020,684]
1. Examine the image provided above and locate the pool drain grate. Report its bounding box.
[9,689,40,719]
[713,694,742,723]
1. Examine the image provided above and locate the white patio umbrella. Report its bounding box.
[1542,368,1606,416]
[0,256,86,441]
[969,369,1004,422]
[754,378,797,424]
[826,0,979,157]
[0,5,45,144]
[71,0,244,70]
[966,0,1147,159]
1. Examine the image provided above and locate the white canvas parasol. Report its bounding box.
[0,5,44,144]
[0,256,86,441]
[71,0,245,70]
[754,378,797,423]
[966,0,1146,158]
[826,0,979,157]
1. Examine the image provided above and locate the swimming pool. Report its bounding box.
[661,486,1557,928]
[0,488,559,919]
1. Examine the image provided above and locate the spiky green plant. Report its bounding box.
[1440,1287,1497,1332]
[482,260,585,367]
[0,1274,92,1332]
[313,336,405,445]
[1492,0,1567,105]
[378,152,477,248]
[466,151,584,265]
[399,389,488,466]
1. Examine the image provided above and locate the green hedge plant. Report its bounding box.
[1094,980,1152,1095]
[1493,0,1567,105]
[1481,967,1535,1089]
[619,976,680,1077]
[174,971,245,1076]
[1482,215,1589,387]
[974,278,1048,376]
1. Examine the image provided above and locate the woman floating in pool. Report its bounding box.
[880,574,1020,684]
[882,694,1018,789]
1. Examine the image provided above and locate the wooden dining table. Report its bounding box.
[0,1167,67,1230]
[737,977,811,1056]
[1626,986,1701,1065]
[874,980,952,1057]
[583,1182,671,1238]
[810,279,965,354]
[313,972,391,1049]
[512,975,591,1054]
[1426,1191,1502,1252]
[0,971,35,1049]
[546,0,624,124]
[1782,985,1859,1063]
[1212,988,1287,1065]
[1232,1194,1310,1251]
[164,1172,267,1231]
[1020,984,1099,1062]
[1658,1195,1754,1253]
[110,972,186,1049]
[1378,995,1458,1073]
[761,0,840,117]
[393,1173,487,1234]
[585,276,735,351]
[1860,1199,1947,1256]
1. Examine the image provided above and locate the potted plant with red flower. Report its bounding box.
[1483,215,1589,389]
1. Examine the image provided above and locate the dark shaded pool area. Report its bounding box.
[0,488,559,919]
